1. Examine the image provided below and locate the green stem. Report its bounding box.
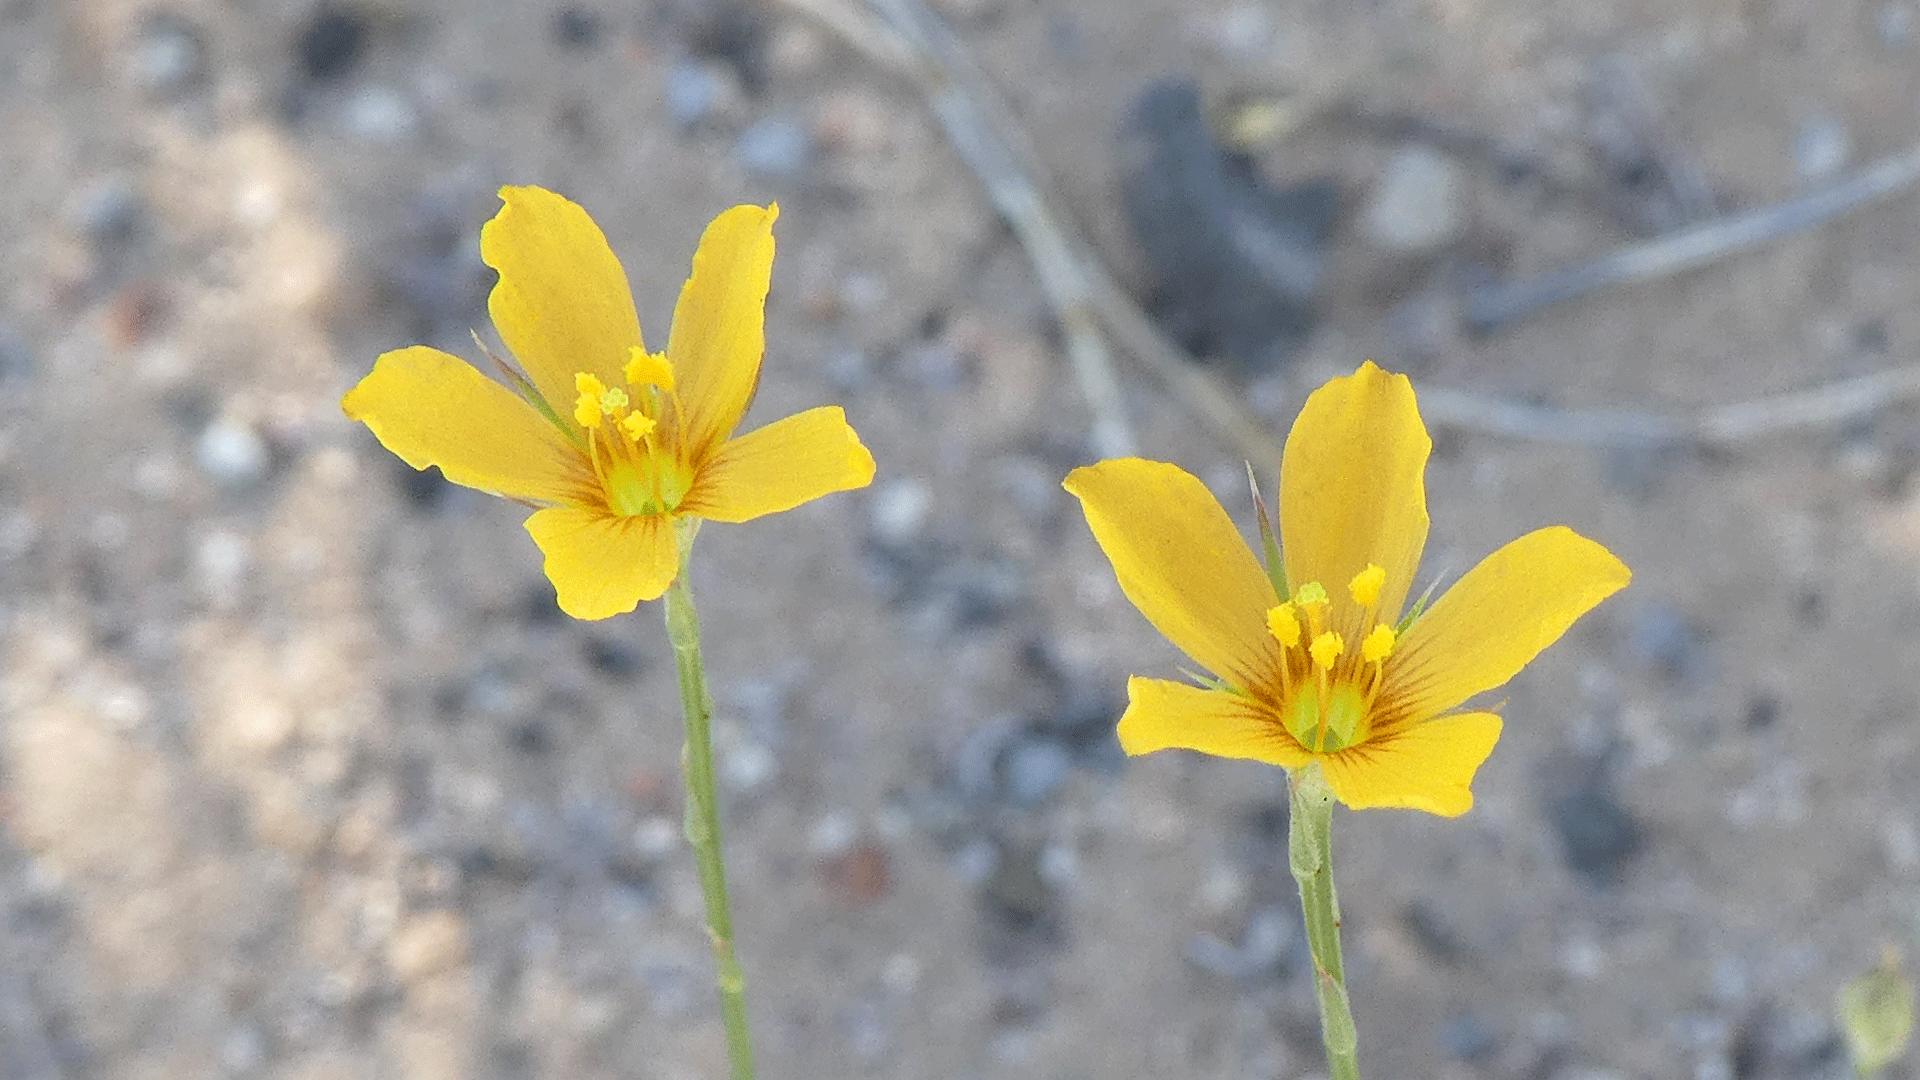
[1289,762,1360,1080]
[662,518,755,1080]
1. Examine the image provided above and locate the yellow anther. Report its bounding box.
[619,412,656,443]
[574,373,609,428]
[1362,624,1396,663]
[1267,603,1301,648]
[1294,581,1329,609]
[624,347,675,391]
[1349,564,1386,607]
[1309,631,1344,670]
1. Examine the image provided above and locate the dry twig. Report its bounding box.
[1468,141,1920,332]
[773,0,1920,453]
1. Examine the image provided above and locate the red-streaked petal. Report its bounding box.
[524,507,680,619]
[665,204,777,463]
[1065,458,1282,695]
[1389,526,1630,720]
[1279,361,1430,630]
[482,186,646,419]
[1319,711,1502,816]
[342,345,592,505]
[679,406,875,523]
[1118,677,1308,767]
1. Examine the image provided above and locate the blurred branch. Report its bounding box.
[772,0,1286,464]
[1468,141,1920,332]
[1420,362,1920,447]
[772,0,1920,452]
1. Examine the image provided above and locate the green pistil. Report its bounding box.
[1284,681,1368,754]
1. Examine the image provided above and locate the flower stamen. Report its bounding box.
[1348,564,1385,608]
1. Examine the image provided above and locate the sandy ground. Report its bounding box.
[5,0,1920,1077]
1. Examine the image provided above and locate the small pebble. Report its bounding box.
[340,85,418,144]
[552,7,603,49]
[133,13,207,99]
[1549,775,1642,886]
[633,816,679,859]
[0,321,34,383]
[296,6,368,82]
[1629,602,1705,683]
[196,417,270,487]
[723,739,776,792]
[77,179,146,253]
[821,844,891,906]
[735,115,811,178]
[582,635,644,679]
[1794,117,1851,180]
[196,529,252,605]
[666,59,746,131]
[0,509,39,562]
[1362,145,1468,254]
[1879,2,1915,45]
[870,477,932,546]
[807,812,859,856]
[998,736,1071,807]
[1441,1013,1500,1061]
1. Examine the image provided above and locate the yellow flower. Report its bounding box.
[1065,361,1629,816]
[343,186,876,620]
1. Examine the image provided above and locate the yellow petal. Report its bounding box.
[1065,459,1282,695]
[1117,677,1308,768]
[679,406,875,523]
[1390,526,1630,720]
[1280,361,1430,629]
[1320,711,1502,816]
[482,186,645,420]
[342,345,593,505]
[524,507,679,619]
[666,204,777,464]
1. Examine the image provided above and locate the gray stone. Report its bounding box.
[1362,145,1468,253]
[1794,117,1851,180]
[132,13,207,99]
[666,60,745,131]
[998,736,1070,807]
[736,116,811,179]
[195,417,269,487]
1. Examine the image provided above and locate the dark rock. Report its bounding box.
[582,635,645,679]
[552,7,603,49]
[1185,905,1297,984]
[1548,772,1643,886]
[1117,78,1335,372]
[0,322,33,385]
[391,457,451,509]
[296,6,368,83]
[1744,692,1781,731]
[1441,1012,1500,1061]
[978,841,1063,957]
[1628,602,1706,684]
[78,179,146,255]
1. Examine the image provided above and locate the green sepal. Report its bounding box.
[1247,463,1288,602]
[474,331,588,455]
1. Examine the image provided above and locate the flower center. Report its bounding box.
[1266,566,1398,754]
[572,349,689,518]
